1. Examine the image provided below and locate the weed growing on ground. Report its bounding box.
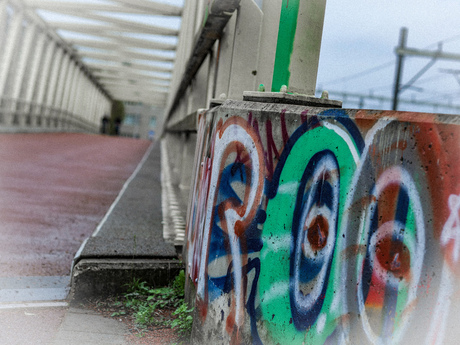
[120,271,193,342]
[171,302,194,337]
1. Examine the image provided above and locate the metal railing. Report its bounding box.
[0,97,99,133]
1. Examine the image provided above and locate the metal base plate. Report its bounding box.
[243,91,342,108]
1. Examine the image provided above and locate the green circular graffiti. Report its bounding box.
[259,123,358,344]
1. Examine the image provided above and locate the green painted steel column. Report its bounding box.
[271,0,327,95]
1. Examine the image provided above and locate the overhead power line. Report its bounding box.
[392,27,460,110]
[320,30,460,102]
[322,61,394,85]
[323,89,460,113]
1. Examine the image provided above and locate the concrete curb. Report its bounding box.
[70,259,184,302]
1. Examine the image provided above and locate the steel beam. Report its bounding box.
[50,22,178,37]
[80,50,174,63]
[166,0,241,121]
[24,31,47,105]
[64,64,79,112]
[70,38,176,52]
[0,1,8,48]
[71,71,84,116]
[11,23,36,100]
[35,40,56,105]
[0,9,24,97]
[25,0,181,16]
[93,71,170,82]
[54,53,71,109]
[61,60,77,111]
[45,48,64,107]
[109,0,182,16]
[396,47,460,61]
[87,62,172,74]
[99,76,169,89]
[271,0,327,95]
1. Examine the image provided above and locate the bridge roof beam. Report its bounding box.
[25,0,182,16]
[80,50,174,64]
[86,62,172,74]
[69,37,176,52]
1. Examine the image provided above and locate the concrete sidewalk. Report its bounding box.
[51,307,128,345]
[51,141,184,344]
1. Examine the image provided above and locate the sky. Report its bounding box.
[316,0,460,114]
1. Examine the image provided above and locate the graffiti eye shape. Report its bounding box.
[357,167,425,344]
[364,184,415,291]
[301,206,333,261]
[305,213,329,252]
[374,231,411,281]
[290,151,339,330]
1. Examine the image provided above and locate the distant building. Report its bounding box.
[120,102,164,140]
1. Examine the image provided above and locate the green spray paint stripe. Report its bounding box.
[203,5,209,27]
[271,0,300,92]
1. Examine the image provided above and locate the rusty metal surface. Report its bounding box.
[0,133,151,277]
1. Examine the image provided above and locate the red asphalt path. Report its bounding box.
[0,133,151,277]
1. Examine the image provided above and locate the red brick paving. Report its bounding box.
[0,133,151,277]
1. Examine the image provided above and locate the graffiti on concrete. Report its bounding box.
[441,193,460,262]
[184,102,460,345]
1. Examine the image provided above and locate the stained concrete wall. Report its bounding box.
[184,99,460,344]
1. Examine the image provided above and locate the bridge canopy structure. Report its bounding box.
[0,0,182,132]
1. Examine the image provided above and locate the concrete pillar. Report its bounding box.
[0,9,23,98]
